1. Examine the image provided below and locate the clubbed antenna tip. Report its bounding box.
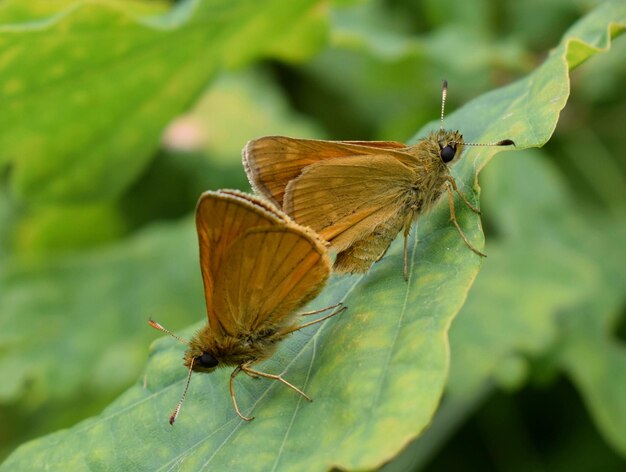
[497,139,516,146]
[148,318,189,345]
[462,138,517,148]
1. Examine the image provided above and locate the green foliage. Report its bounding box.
[0,0,324,204]
[1,0,625,470]
[385,150,626,470]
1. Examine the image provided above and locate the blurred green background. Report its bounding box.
[0,0,624,469]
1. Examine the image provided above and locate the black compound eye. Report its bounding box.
[440,145,456,163]
[198,352,218,368]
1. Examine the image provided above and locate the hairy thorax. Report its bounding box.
[406,166,449,217]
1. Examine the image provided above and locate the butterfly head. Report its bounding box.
[185,350,219,373]
[147,319,221,424]
[185,331,221,373]
[434,129,465,166]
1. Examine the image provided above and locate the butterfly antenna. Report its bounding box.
[440,79,448,130]
[462,139,516,147]
[148,319,189,345]
[439,80,516,149]
[169,357,195,425]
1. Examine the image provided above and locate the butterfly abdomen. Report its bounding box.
[333,209,408,274]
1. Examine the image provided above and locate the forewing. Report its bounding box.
[243,136,408,206]
[339,140,407,149]
[283,154,416,258]
[196,191,283,336]
[216,189,288,222]
[213,226,330,333]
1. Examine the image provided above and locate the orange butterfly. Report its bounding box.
[150,190,345,423]
[243,81,514,279]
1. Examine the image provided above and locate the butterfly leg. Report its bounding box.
[446,176,481,214]
[279,304,347,336]
[446,183,486,257]
[402,220,413,281]
[230,366,254,421]
[241,365,312,402]
[298,302,343,317]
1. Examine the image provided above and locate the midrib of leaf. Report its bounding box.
[371,234,419,407]
[269,329,319,472]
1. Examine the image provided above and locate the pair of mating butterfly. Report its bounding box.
[150,82,514,424]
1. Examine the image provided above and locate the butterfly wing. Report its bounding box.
[339,140,408,149]
[213,225,330,334]
[243,136,408,207]
[216,189,288,222]
[196,190,285,336]
[283,154,417,273]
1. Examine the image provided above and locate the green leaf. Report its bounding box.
[14,202,127,252]
[446,153,617,403]
[3,2,626,471]
[299,1,530,140]
[383,152,626,470]
[426,2,626,454]
[0,0,327,204]
[559,307,626,456]
[0,219,203,405]
[385,2,626,467]
[177,68,324,161]
[555,221,626,455]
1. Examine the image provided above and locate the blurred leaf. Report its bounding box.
[560,129,626,217]
[0,0,328,204]
[14,202,127,252]
[0,186,14,259]
[504,0,595,51]
[556,223,626,455]
[480,149,571,238]
[173,68,324,160]
[292,1,530,140]
[263,2,330,62]
[0,219,203,406]
[0,218,205,460]
[576,35,626,100]
[559,313,626,456]
[0,0,170,23]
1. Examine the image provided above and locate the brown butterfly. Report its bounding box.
[149,189,345,423]
[243,81,514,280]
